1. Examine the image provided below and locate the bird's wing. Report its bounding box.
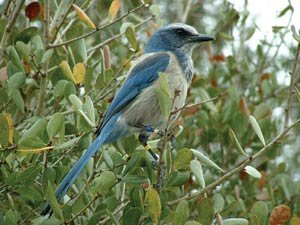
[98,52,170,132]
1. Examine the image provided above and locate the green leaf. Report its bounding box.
[15,41,30,60]
[191,149,224,172]
[4,209,18,225]
[69,94,82,112]
[45,181,63,220]
[18,136,47,149]
[82,95,95,125]
[278,5,293,17]
[249,115,266,146]
[47,113,64,139]
[19,118,47,141]
[15,26,38,43]
[174,148,192,170]
[122,153,140,175]
[164,171,190,187]
[125,25,138,51]
[213,193,225,213]
[155,72,172,117]
[145,187,161,225]
[291,25,300,42]
[174,200,189,225]
[0,114,9,147]
[122,175,148,184]
[93,171,116,194]
[41,49,54,64]
[123,207,142,225]
[149,5,160,16]
[199,88,217,112]
[253,103,271,119]
[250,201,268,225]
[229,128,248,157]
[198,198,214,225]
[103,150,114,169]
[223,218,249,225]
[190,159,205,188]
[244,166,261,179]
[8,46,24,72]
[54,137,80,151]
[11,89,25,113]
[7,72,26,90]
[77,39,87,63]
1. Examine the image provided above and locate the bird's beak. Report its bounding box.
[188,34,215,43]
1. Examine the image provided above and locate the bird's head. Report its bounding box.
[144,23,214,54]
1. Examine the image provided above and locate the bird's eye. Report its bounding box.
[176,28,186,34]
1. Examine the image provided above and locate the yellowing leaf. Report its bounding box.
[73,63,86,84]
[17,146,53,153]
[72,4,96,29]
[4,113,14,144]
[290,215,300,225]
[145,187,161,225]
[60,60,76,84]
[108,0,120,22]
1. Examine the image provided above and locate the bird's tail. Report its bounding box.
[41,114,118,216]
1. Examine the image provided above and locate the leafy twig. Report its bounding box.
[284,43,300,128]
[47,4,146,49]
[167,118,300,206]
[0,0,25,63]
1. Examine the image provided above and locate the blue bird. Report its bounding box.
[41,23,214,215]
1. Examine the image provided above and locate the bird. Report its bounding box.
[41,23,214,215]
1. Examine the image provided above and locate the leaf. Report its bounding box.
[123,207,142,225]
[191,149,224,172]
[229,128,248,157]
[54,137,80,151]
[174,200,189,225]
[164,171,190,187]
[72,4,96,29]
[199,88,217,112]
[190,159,205,188]
[93,171,116,194]
[59,60,76,83]
[11,89,25,113]
[73,63,86,84]
[269,205,291,225]
[4,209,18,225]
[45,181,63,220]
[7,72,26,90]
[82,95,95,125]
[25,2,41,20]
[198,198,214,225]
[69,94,82,112]
[4,113,14,144]
[8,46,24,72]
[291,25,300,42]
[15,41,30,60]
[290,215,300,225]
[244,166,261,179]
[250,201,268,225]
[213,193,225,213]
[149,5,160,17]
[41,49,54,64]
[108,0,121,22]
[155,72,172,117]
[174,148,192,170]
[249,115,266,146]
[14,26,39,44]
[145,187,161,225]
[278,5,293,18]
[125,25,138,50]
[223,218,249,225]
[0,114,9,147]
[103,45,111,69]
[47,113,64,139]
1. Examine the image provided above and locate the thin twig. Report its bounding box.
[167,118,300,206]
[2,0,14,18]
[47,4,146,49]
[98,201,129,224]
[87,15,154,61]
[284,43,300,128]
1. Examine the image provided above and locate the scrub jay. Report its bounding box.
[41,23,214,215]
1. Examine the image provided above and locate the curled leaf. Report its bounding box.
[72,4,96,29]
[191,149,224,172]
[108,0,121,22]
[249,115,266,146]
[244,166,261,179]
[229,128,248,157]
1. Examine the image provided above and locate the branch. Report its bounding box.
[284,43,300,128]
[47,4,146,49]
[167,118,300,206]
[87,15,154,61]
[98,201,129,224]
